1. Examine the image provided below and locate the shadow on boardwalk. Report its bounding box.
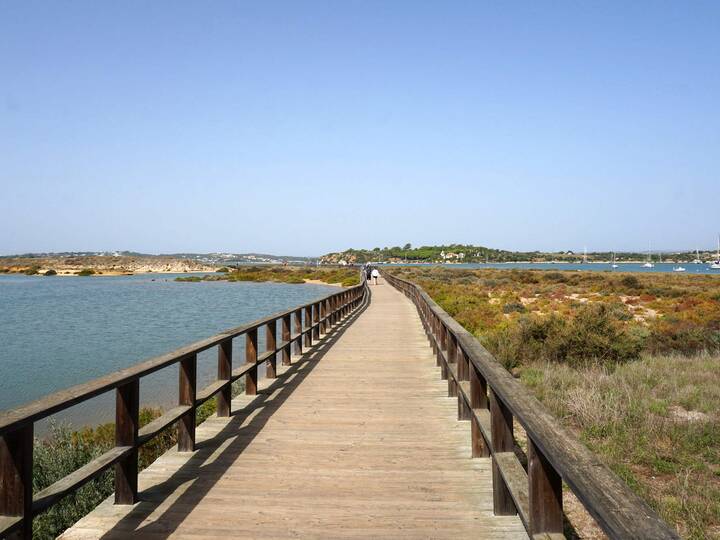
[84,298,370,539]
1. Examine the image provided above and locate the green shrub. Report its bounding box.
[502,302,526,314]
[24,265,41,275]
[484,303,642,369]
[77,269,95,277]
[44,269,57,276]
[620,275,641,290]
[216,267,230,273]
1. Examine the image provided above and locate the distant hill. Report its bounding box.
[0,251,318,265]
[320,244,715,264]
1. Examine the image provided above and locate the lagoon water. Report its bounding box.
[0,274,336,430]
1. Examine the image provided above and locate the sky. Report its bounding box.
[1,1,719,256]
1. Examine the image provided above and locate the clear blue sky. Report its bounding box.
[1,1,718,256]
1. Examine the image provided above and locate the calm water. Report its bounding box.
[0,274,336,430]
[388,262,720,274]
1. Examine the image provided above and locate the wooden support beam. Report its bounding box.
[294,309,303,355]
[217,339,232,417]
[178,354,196,452]
[447,333,457,397]
[490,389,516,516]
[312,303,320,340]
[266,320,277,379]
[115,380,139,504]
[245,329,258,396]
[528,438,563,536]
[282,314,291,366]
[304,306,312,347]
[0,424,32,539]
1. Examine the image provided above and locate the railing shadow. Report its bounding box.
[95,293,370,539]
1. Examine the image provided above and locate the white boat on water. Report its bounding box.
[711,236,720,270]
[693,249,702,264]
[611,252,619,269]
[642,243,654,268]
[673,266,686,272]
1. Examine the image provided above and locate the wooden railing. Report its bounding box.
[0,280,368,539]
[383,272,678,540]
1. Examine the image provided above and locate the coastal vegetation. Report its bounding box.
[175,266,360,287]
[76,268,95,276]
[32,380,244,539]
[321,244,719,265]
[43,269,57,276]
[388,267,720,539]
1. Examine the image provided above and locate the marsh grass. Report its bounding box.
[521,355,720,539]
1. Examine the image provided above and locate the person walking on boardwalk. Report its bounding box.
[371,267,380,285]
[365,265,372,282]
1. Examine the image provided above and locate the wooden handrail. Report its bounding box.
[383,272,678,540]
[0,278,369,539]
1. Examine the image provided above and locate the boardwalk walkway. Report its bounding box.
[62,279,527,539]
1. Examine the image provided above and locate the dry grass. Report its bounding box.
[521,355,720,539]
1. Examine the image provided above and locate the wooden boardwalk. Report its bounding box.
[61,279,527,539]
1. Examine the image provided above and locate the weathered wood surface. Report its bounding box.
[60,281,526,539]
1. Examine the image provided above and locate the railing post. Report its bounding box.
[447,333,457,397]
[304,305,312,347]
[470,362,490,457]
[178,354,197,452]
[217,339,232,417]
[312,302,320,340]
[457,347,471,420]
[245,328,258,395]
[439,324,448,380]
[294,309,303,355]
[490,389,516,515]
[528,438,563,536]
[282,314,292,366]
[115,379,139,504]
[266,320,277,379]
[0,424,33,539]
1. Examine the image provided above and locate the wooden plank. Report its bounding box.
[0,515,22,538]
[137,405,192,445]
[196,379,230,407]
[33,446,133,514]
[230,363,255,381]
[495,451,530,530]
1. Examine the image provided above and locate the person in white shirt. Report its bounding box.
[371,268,380,285]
